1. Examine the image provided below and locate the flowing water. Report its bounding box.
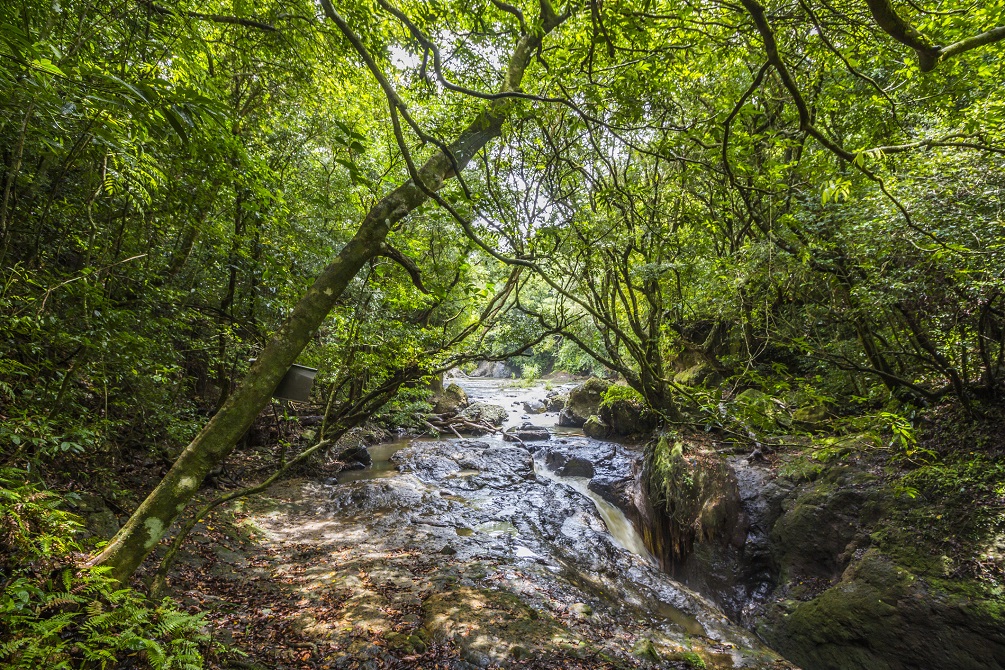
[300,376,793,668]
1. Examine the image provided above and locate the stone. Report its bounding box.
[503,423,551,442]
[583,415,609,439]
[337,444,372,467]
[673,362,721,387]
[69,493,119,540]
[557,456,595,479]
[792,403,829,427]
[434,383,469,415]
[598,398,657,436]
[545,392,567,412]
[523,399,547,414]
[459,402,508,426]
[558,378,611,427]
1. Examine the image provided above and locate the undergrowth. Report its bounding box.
[0,468,209,669]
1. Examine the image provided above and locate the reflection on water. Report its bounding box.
[475,521,519,536]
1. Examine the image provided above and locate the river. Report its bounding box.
[268,377,793,668]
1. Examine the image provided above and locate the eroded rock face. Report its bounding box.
[639,440,1005,670]
[558,378,611,427]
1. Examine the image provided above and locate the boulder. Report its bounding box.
[583,415,609,439]
[558,378,611,427]
[70,493,119,540]
[598,397,658,436]
[503,422,550,442]
[337,444,372,467]
[459,402,507,426]
[543,451,595,478]
[545,392,567,412]
[558,456,595,478]
[434,383,469,415]
[522,399,547,414]
[792,402,829,428]
[673,362,721,387]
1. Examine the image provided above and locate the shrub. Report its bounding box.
[0,469,208,669]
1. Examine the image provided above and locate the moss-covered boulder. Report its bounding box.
[558,378,611,427]
[770,467,887,581]
[598,385,659,436]
[673,362,721,388]
[583,415,609,439]
[433,382,469,415]
[459,401,507,426]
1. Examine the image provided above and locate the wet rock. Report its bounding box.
[558,378,611,427]
[337,444,372,467]
[636,439,744,597]
[583,415,609,439]
[459,402,507,426]
[503,422,551,442]
[434,383,469,415]
[296,408,791,668]
[523,399,547,414]
[557,456,594,479]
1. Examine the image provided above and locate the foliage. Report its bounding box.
[0,470,208,668]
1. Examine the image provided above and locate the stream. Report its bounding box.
[267,377,793,668]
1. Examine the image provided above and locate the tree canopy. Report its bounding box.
[1,0,1003,666]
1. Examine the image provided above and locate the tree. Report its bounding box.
[89,0,570,583]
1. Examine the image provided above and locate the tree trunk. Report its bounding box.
[89,7,564,583]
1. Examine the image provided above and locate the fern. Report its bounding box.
[0,475,209,669]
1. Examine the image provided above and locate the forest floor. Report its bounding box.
[153,476,641,670]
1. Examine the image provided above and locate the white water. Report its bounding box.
[534,458,656,562]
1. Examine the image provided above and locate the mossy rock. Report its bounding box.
[558,377,612,427]
[760,549,1005,670]
[673,362,721,388]
[771,466,886,582]
[598,388,659,436]
[583,414,610,439]
[433,382,469,415]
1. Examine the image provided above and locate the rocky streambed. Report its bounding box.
[242,378,796,669]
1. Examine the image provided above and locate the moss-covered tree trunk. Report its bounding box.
[90,7,565,583]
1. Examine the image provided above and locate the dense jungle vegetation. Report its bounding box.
[1,0,1004,667]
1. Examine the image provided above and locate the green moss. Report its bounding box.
[599,383,642,408]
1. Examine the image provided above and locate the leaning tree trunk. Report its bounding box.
[89,4,565,583]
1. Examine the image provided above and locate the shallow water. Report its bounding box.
[314,375,790,668]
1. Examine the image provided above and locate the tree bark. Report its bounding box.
[89,5,564,583]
